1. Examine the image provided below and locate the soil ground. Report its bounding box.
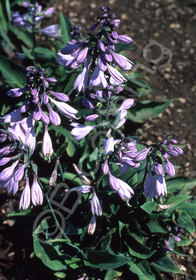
[0,0,196,279]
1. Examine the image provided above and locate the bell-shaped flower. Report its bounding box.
[0,108,21,123]
[31,173,43,206]
[144,168,156,199]
[49,158,59,186]
[47,103,61,126]
[14,164,25,181]
[39,24,60,37]
[71,123,97,140]
[0,160,19,182]
[103,137,120,155]
[49,97,78,119]
[102,158,109,175]
[91,192,102,216]
[42,125,53,158]
[89,66,108,90]
[69,185,92,194]
[107,64,126,85]
[19,175,31,209]
[155,174,167,198]
[74,66,89,92]
[108,172,134,201]
[110,50,133,71]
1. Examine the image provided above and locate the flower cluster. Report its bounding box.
[12,1,59,37]
[0,118,42,209]
[58,6,133,92]
[144,136,183,199]
[0,66,78,207]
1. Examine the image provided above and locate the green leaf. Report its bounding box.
[127,100,173,123]
[176,236,193,247]
[0,55,26,87]
[115,43,135,52]
[147,219,167,233]
[177,210,195,235]
[167,177,196,195]
[33,236,66,271]
[129,261,156,280]
[5,0,11,21]
[84,250,130,269]
[54,272,66,279]
[34,47,56,61]
[180,200,196,219]
[151,255,183,274]
[11,26,33,47]
[60,12,72,44]
[141,201,158,214]
[104,269,122,280]
[164,195,192,215]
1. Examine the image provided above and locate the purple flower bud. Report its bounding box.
[98,40,106,52]
[104,52,113,62]
[167,149,179,157]
[82,99,95,109]
[42,92,48,104]
[117,98,134,111]
[173,235,181,242]
[169,139,178,144]
[0,157,12,166]
[167,142,173,149]
[118,35,133,44]
[154,162,164,175]
[110,19,120,28]
[89,22,99,31]
[0,130,7,142]
[33,106,42,121]
[0,160,19,182]
[134,147,151,162]
[91,192,102,216]
[31,173,43,206]
[88,215,96,235]
[0,146,11,156]
[44,7,55,16]
[165,159,175,177]
[172,146,183,155]
[102,158,109,175]
[85,114,99,121]
[47,103,61,126]
[19,175,30,209]
[98,55,107,72]
[42,79,49,88]
[111,31,118,39]
[49,158,59,186]
[76,47,89,63]
[14,164,25,181]
[7,88,25,98]
[49,91,69,102]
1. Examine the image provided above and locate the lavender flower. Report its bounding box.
[19,175,31,209]
[91,192,102,216]
[71,124,97,140]
[108,172,134,201]
[39,25,60,38]
[59,6,133,92]
[31,173,43,206]
[12,2,55,31]
[42,125,53,158]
